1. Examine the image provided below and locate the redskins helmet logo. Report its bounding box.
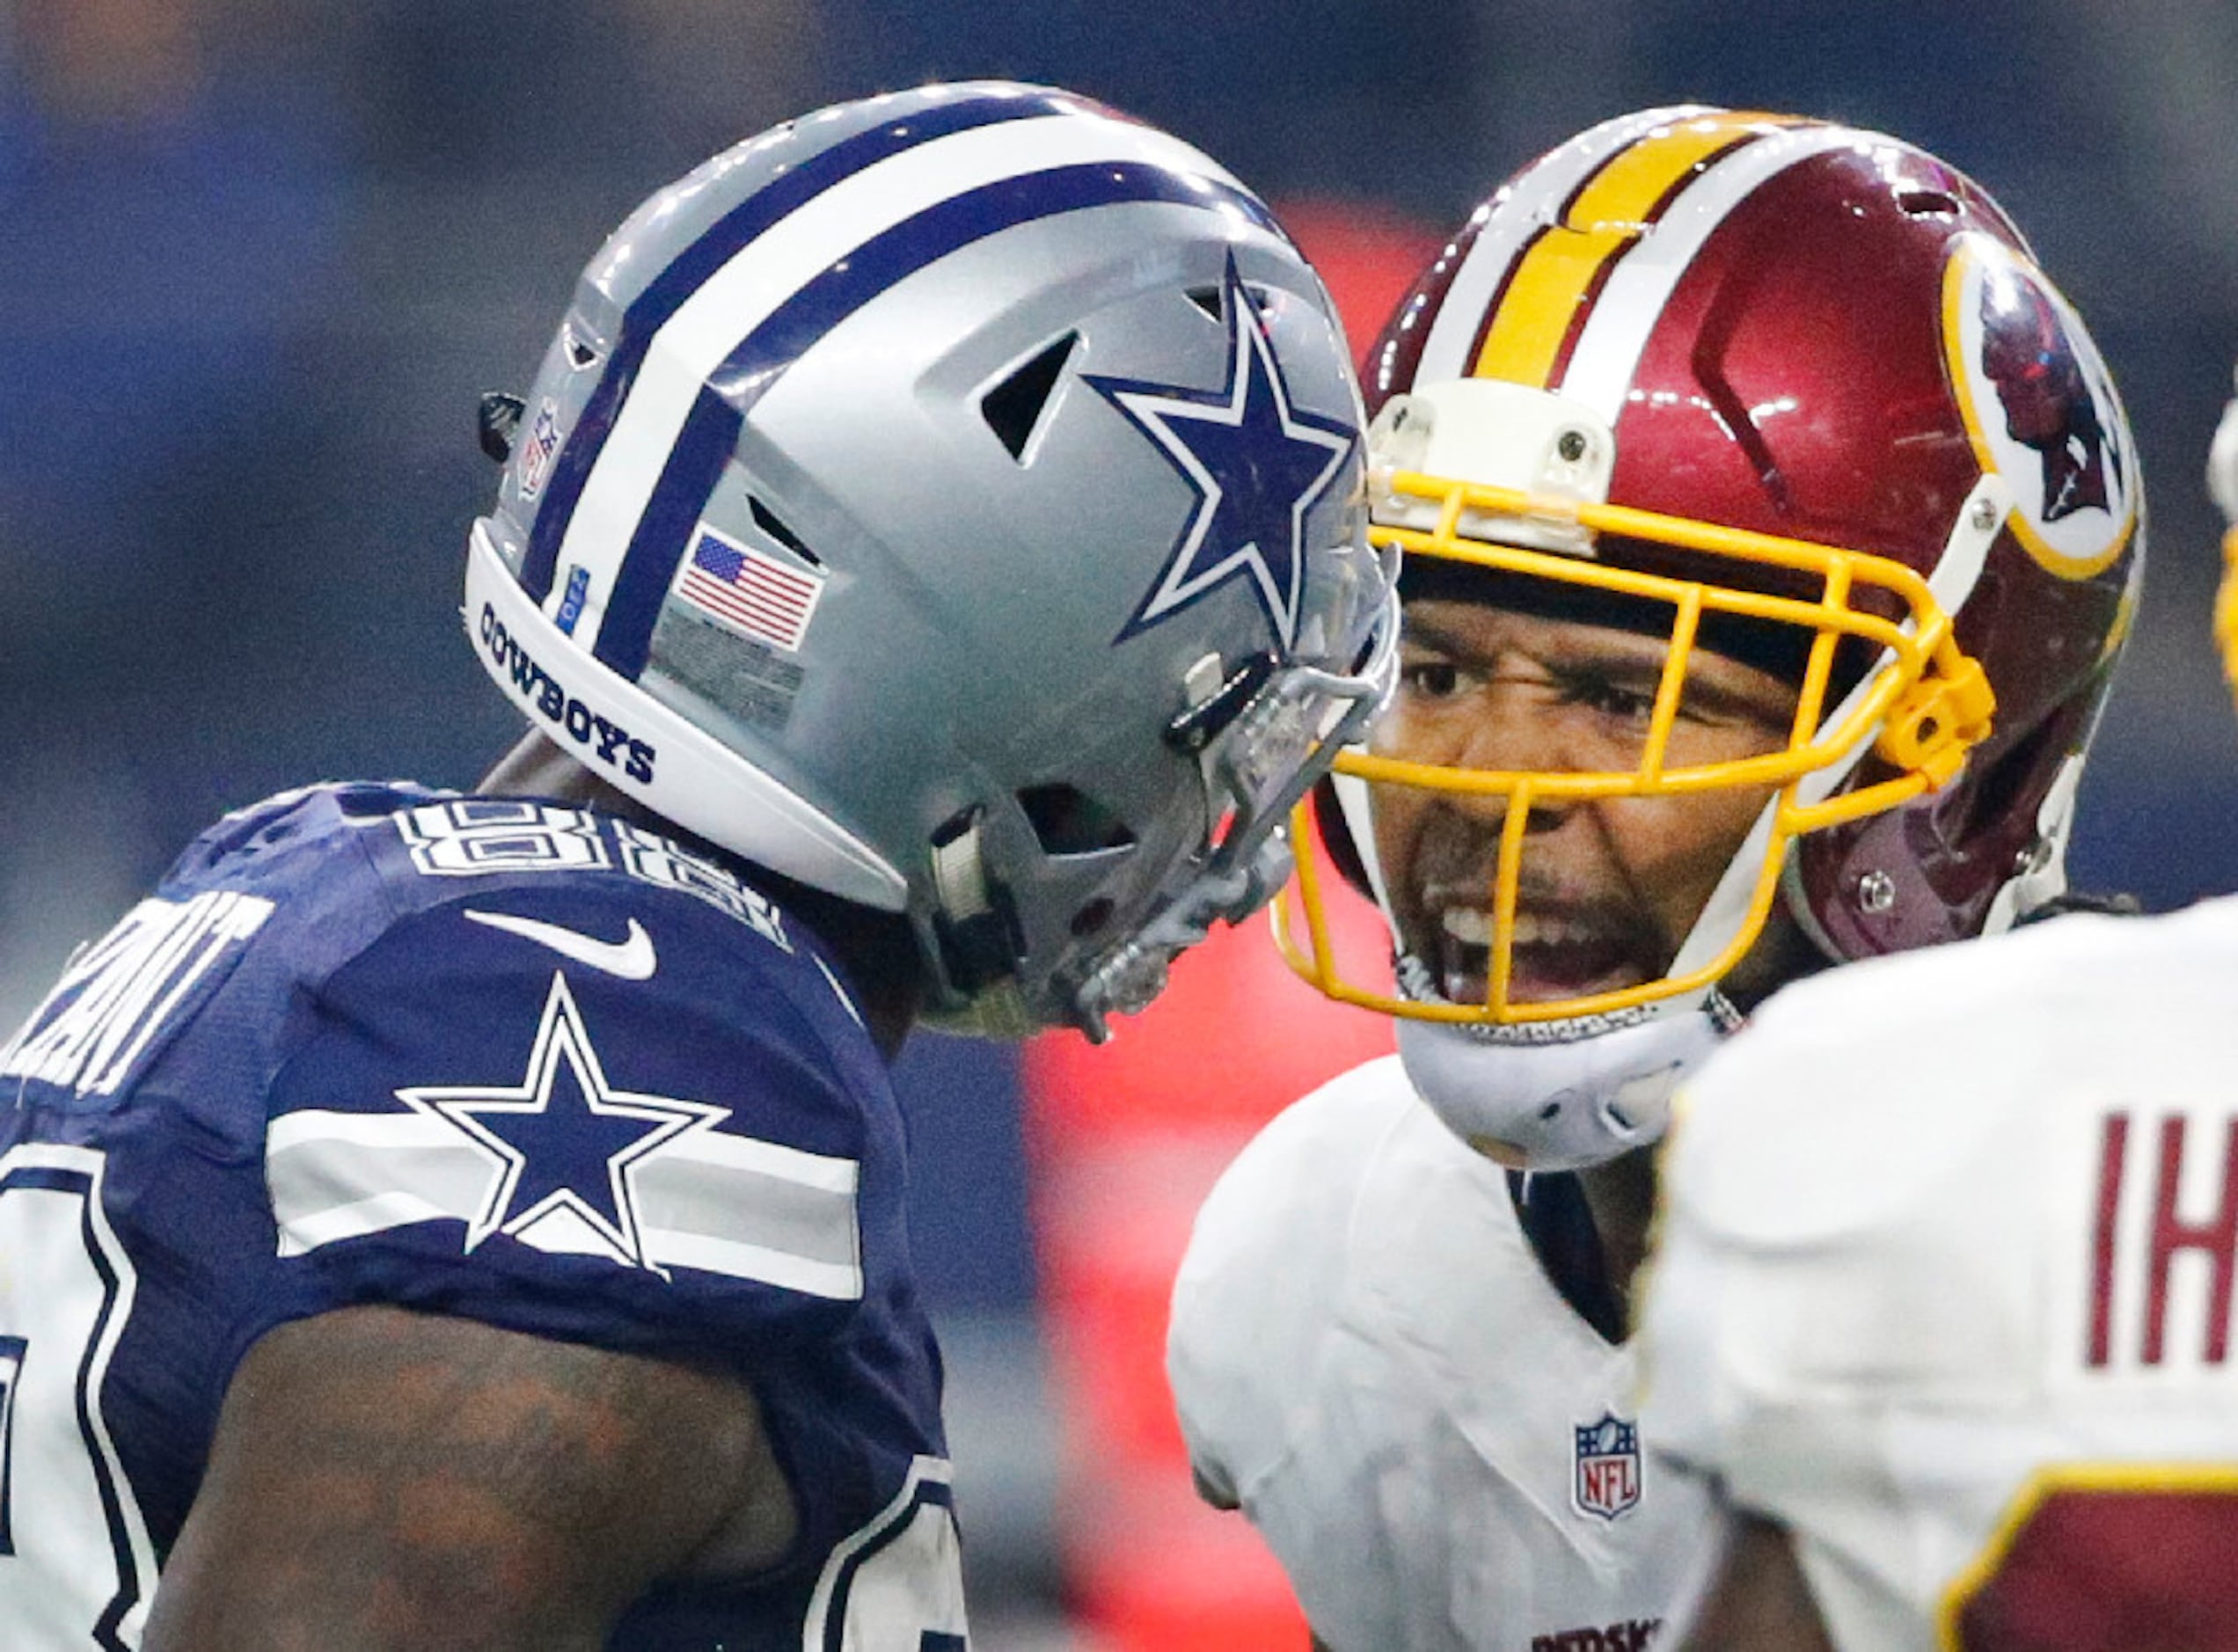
[1944,235,2136,579]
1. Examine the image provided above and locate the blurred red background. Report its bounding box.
[1022,195,1444,1649]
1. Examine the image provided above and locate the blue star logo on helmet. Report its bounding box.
[1088,257,1356,652]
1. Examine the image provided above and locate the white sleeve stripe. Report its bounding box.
[276,1189,466,1256]
[633,1154,860,1271]
[655,1120,859,1193]
[267,1137,495,1232]
[268,1109,462,1152]
[265,1108,863,1296]
[640,1229,861,1301]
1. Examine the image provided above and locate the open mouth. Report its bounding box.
[1432,903,1654,1007]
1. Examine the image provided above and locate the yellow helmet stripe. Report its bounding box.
[1415,106,1714,384]
[1471,111,1807,389]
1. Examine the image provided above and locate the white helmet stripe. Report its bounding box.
[518,88,1069,609]
[552,113,1249,653]
[1557,125,1860,422]
[1414,106,1715,387]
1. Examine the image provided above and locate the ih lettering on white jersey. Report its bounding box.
[2087,1106,2238,1370]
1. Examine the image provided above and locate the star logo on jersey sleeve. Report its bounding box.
[1088,256,1357,652]
[398,972,728,1274]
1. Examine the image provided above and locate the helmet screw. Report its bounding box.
[1970,495,1999,531]
[1556,429,1589,463]
[1856,869,1897,915]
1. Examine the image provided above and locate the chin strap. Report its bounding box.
[1392,955,1741,1171]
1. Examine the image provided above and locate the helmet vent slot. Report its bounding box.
[1184,282,1277,325]
[748,495,823,567]
[1898,189,1959,218]
[1018,784,1137,857]
[981,332,1079,461]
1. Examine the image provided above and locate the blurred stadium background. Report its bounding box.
[6,3,2237,1644]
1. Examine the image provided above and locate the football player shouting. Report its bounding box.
[0,83,1394,1649]
[1169,106,2139,1652]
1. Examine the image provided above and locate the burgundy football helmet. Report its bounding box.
[1273,106,2142,1167]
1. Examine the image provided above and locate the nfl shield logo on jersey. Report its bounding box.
[1572,1413,1642,1521]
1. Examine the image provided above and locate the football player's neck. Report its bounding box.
[474,731,923,1061]
[1576,1147,1658,1335]
[1573,912,1831,1331]
[478,729,608,808]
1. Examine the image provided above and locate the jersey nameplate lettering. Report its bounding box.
[2082,1105,2238,1372]
[391,801,790,950]
[0,891,274,1099]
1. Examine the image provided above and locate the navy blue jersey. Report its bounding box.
[0,784,966,1649]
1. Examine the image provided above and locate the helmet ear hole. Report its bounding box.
[478,392,526,463]
[1017,784,1137,857]
[1956,711,2071,844]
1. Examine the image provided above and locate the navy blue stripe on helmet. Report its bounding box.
[518,88,1079,603]
[589,160,1283,682]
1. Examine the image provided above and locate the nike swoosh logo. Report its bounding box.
[463,910,658,981]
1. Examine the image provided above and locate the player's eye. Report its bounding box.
[1400,661,1466,699]
[1558,674,1659,724]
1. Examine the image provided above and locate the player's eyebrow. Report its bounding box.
[1395,610,1508,661]
[1403,606,1798,727]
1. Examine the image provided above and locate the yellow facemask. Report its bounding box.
[1272,461,1995,1026]
[2218,526,2238,716]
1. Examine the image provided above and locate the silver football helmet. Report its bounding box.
[466,82,1397,1040]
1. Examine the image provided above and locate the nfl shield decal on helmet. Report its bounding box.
[1944,234,2137,580]
[519,398,564,501]
[1086,255,1356,653]
[1573,1412,1642,1521]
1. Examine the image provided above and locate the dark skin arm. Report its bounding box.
[146,1305,798,1651]
[1680,1513,1837,1652]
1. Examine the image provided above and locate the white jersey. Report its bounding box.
[1169,1055,1718,1652]
[1644,899,2238,1651]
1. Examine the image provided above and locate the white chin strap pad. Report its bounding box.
[1394,996,1735,1172]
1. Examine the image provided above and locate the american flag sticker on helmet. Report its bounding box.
[676,524,825,652]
